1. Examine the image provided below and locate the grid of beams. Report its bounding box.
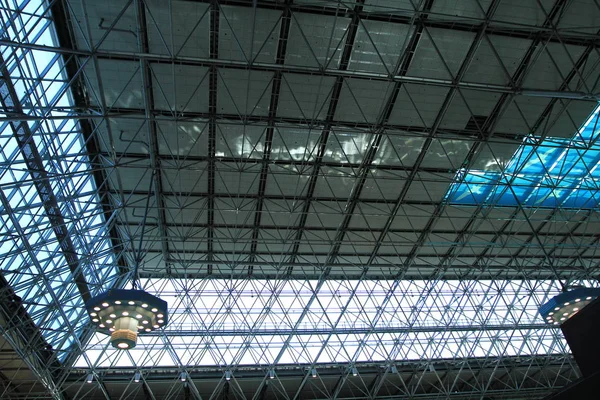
[3,0,600,399]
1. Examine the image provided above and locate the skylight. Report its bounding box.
[75,278,569,368]
[0,0,119,358]
[446,104,600,208]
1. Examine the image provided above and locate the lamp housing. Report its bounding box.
[539,287,600,325]
[86,289,168,349]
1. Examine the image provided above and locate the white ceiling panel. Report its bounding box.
[492,0,557,27]
[216,123,266,159]
[470,138,522,172]
[270,126,322,162]
[388,84,450,127]
[69,0,137,52]
[213,198,256,226]
[278,74,335,120]
[348,202,393,230]
[163,196,208,225]
[431,0,493,20]
[373,131,426,167]
[161,160,208,194]
[146,0,210,57]
[286,12,350,69]
[348,20,414,74]
[463,35,532,85]
[214,162,261,195]
[156,120,209,157]
[261,199,304,227]
[264,164,312,198]
[406,27,476,80]
[97,118,148,154]
[495,97,551,135]
[313,166,358,198]
[390,205,436,230]
[323,130,372,164]
[306,201,345,228]
[360,169,408,200]
[219,5,281,63]
[404,172,454,202]
[217,69,274,116]
[334,79,394,123]
[86,60,143,109]
[421,135,472,170]
[151,64,210,113]
[522,42,586,91]
[558,0,600,34]
[542,99,597,138]
[440,89,502,130]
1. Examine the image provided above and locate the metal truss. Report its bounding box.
[2,0,600,399]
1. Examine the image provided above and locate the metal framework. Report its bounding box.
[2,0,600,399]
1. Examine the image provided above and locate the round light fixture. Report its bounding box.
[86,289,168,349]
[539,287,600,326]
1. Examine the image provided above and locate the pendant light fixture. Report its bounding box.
[86,171,168,349]
[539,286,600,325]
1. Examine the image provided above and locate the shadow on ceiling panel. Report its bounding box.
[156,120,210,157]
[217,69,274,117]
[146,0,210,57]
[215,123,266,159]
[219,5,281,64]
[278,74,335,120]
[334,78,394,123]
[405,27,476,81]
[491,0,557,27]
[348,19,414,74]
[285,12,350,69]
[151,64,210,113]
[434,205,478,232]
[69,0,137,52]
[463,34,532,85]
[256,229,296,253]
[270,125,322,162]
[387,84,449,128]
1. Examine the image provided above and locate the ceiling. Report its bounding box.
[1,0,600,399]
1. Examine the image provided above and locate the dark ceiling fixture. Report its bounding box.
[85,171,168,349]
[539,286,600,326]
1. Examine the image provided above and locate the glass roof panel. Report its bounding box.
[0,0,119,358]
[75,278,573,368]
[446,103,600,208]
